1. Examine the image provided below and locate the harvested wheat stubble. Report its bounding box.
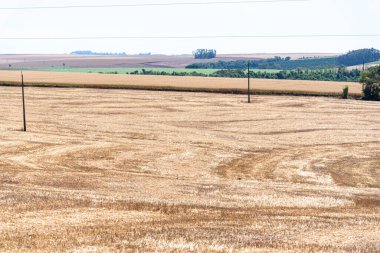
[0,70,362,96]
[0,87,379,252]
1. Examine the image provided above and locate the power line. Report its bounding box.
[0,34,379,40]
[21,72,27,132]
[0,0,310,10]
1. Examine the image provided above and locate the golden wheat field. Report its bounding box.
[0,86,379,252]
[0,70,362,95]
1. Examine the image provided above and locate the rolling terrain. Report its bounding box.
[0,70,362,96]
[0,87,379,252]
[0,53,339,69]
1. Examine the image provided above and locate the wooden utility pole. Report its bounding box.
[247,61,251,103]
[21,72,26,132]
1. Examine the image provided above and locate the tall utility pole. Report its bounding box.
[21,72,26,132]
[247,61,251,103]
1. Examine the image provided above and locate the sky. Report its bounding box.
[0,0,379,54]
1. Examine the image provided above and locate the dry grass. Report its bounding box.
[0,87,379,252]
[0,70,362,96]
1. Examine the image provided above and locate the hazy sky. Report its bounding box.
[0,0,379,54]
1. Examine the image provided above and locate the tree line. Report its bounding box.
[210,69,361,82]
[124,68,362,82]
[187,57,339,70]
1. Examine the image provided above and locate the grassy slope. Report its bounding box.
[347,61,380,70]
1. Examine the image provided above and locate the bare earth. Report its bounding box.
[0,53,339,69]
[0,87,379,252]
[0,70,362,95]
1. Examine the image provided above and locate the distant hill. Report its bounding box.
[187,48,380,70]
[337,48,380,66]
[0,53,354,69]
[71,51,152,56]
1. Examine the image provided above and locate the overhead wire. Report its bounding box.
[0,34,379,40]
[1,0,376,42]
[0,0,311,10]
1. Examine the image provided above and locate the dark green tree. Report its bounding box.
[193,49,217,59]
[360,65,380,100]
[338,48,380,66]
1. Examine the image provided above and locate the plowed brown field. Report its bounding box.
[0,87,379,252]
[0,70,362,95]
[0,53,339,68]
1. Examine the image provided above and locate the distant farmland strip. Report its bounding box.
[0,70,362,97]
[3,67,281,75]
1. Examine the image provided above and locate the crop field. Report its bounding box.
[0,53,339,69]
[0,86,379,252]
[0,70,362,96]
[2,67,281,75]
[347,61,380,70]
[3,67,219,75]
